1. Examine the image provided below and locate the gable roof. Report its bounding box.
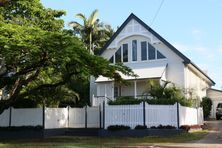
[99,13,215,85]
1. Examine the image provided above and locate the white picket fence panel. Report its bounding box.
[45,108,68,129]
[69,107,85,128]
[197,108,204,125]
[179,105,204,126]
[11,108,42,126]
[0,108,10,127]
[87,106,100,128]
[104,103,203,129]
[105,104,143,129]
[145,103,177,127]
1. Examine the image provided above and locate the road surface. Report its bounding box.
[152,120,222,148]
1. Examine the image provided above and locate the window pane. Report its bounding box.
[115,47,121,63]
[141,41,147,61]
[148,43,156,60]
[123,44,128,62]
[114,86,118,98]
[109,56,114,63]
[157,50,166,59]
[132,40,137,61]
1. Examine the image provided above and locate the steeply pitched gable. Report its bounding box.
[99,13,215,85]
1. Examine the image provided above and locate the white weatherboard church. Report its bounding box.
[90,13,215,106]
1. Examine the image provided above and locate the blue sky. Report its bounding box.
[41,0,222,89]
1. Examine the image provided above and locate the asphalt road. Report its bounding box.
[196,120,222,144]
[153,120,222,148]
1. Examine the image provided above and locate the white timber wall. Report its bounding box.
[154,43,185,89]
[185,67,209,99]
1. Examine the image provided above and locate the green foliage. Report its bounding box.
[0,0,135,111]
[146,97,192,106]
[134,125,147,130]
[11,98,38,108]
[200,97,212,119]
[69,9,114,54]
[143,80,192,107]
[150,125,176,129]
[108,96,141,105]
[107,125,131,131]
[0,126,43,131]
[108,80,192,106]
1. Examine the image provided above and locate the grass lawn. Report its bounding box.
[0,131,207,148]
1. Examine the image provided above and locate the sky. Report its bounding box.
[41,0,222,89]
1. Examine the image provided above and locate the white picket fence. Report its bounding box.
[104,103,204,129]
[0,103,203,129]
[179,105,204,126]
[0,106,101,129]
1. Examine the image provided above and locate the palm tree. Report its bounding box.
[68,9,114,54]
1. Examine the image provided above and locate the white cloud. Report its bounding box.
[173,42,208,52]
[173,42,190,52]
[217,41,222,53]
[191,29,204,40]
[192,29,201,35]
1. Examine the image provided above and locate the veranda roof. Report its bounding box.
[95,63,167,82]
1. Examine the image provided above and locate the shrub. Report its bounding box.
[143,80,192,107]
[150,125,176,129]
[134,125,147,130]
[158,125,176,129]
[11,98,38,108]
[107,125,131,131]
[146,98,192,107]
[0,126,43,131]
[200,97,212,119]
[108,96,141,105]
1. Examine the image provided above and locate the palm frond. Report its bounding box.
[68,21,82,28]
[88,9,99,26]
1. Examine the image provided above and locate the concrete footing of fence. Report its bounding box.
[0,128,185,139]
[98,129,184,137]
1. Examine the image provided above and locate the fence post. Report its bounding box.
[9,107,12,127]
[143,101,146,126]
[99,104,102,129]
[42,105,45,129]
[68,106,70,128]
[196,107,198,125]
[92,94,94,106]
[85,105,87,128]
[176,102,180,129]
[103,101,105,129]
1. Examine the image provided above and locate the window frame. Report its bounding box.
[132,40,137,62]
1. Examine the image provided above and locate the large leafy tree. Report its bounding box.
[69,9,114,54]
[0,0,134,111]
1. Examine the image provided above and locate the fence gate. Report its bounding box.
[69,106,101,128]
